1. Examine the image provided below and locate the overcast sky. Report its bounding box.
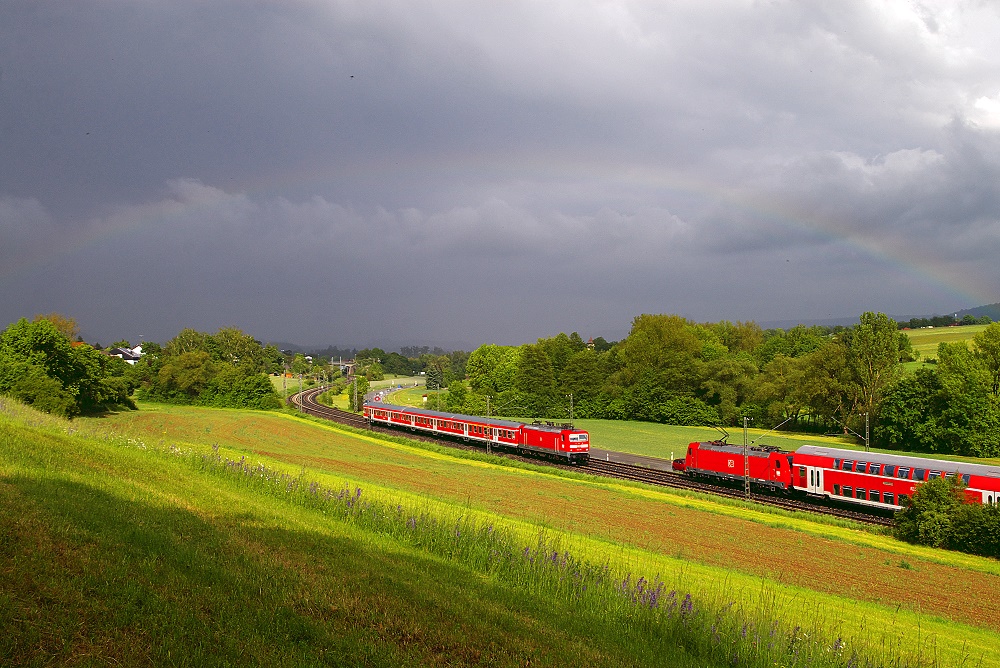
[3,1,999,349]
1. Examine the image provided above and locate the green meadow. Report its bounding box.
[4,399,1000,666]
[904,324,987,368]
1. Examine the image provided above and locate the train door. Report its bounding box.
[804,467,824,495]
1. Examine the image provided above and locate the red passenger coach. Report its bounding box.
[363,402,590,464]
[684,441,793,492]
[791,445,1000,510]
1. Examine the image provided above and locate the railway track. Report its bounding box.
[289,388,893,527]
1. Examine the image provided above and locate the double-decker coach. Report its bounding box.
[791,445,1000,510]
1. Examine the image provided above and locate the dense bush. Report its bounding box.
[0,317,135,417]
[876,330,1000,456]
[131,327,281,410]
[894,476,1000,558]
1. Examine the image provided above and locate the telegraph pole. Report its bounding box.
[743,416,751,500]
[865,412,870,452]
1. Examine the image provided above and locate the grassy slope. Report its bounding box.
[904,323,986,365]
[53,403,1000,666]
[2,402,714,667]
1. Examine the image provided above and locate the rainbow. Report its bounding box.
[3,157,993,309]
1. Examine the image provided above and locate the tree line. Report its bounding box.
[441,313,1000,457]
[4,312,998,459]
[129,328,284,409]
[0,316,135,417]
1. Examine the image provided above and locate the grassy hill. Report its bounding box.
[904,323,987,367]
[3,399,1000,666]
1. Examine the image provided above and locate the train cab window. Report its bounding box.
[870,490,880,503]
[857,489,868,501]
[843,486,854,497]
[884,465,896,478]
[833,484,841,496]
[914,469,926,481]
[884,492,895,506]
[775,460,782,469]
[688,447,693,456]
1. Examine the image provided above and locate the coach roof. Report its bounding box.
[365,402,524,429]
[795,445,1000,478]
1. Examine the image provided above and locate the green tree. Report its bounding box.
[153,351,214,401]
[0,317,135,415]
[702,352,758,425]
[612,314,705,396]
[445,379,467,410]
[875,368,940,451]
[515,343,557,417]
[754,354,807,423]
[973,322,1000,397]
[842,312,902,425]
[934,342,1000,456]
[165,328,208,356]
[894,476,966,548]
[290,354,310,375]
[347,375,370,412]
[466,344,519,396]
[32,312,80,341]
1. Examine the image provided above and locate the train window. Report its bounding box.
[962,474,971,485]
[914,469,926,481]
[843,486,853,497]
[870,490,880,503]
[842,460,853,471]
[930,470,941,478]
[884,465,896,477]
[884,492,895,506]
[857,462,867,473]
[897,467,910,479]
[775,460,782,469]
[870,463,882,475]
[833,484,841,496]
[798,466,807,478]
[857,489,868,501]
[834,459,841,469]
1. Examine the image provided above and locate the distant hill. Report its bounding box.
[956,302,1000,322]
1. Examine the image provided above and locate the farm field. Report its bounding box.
[904,323,986,363]
[40,402,1000,666]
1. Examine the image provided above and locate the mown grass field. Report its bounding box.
[904,324,986,366]
[3,400,996,666]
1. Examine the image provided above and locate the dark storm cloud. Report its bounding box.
[2,1,1000,347]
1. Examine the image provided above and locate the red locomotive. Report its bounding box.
[684,441,793,492]
[683,441,1000,511]
[363,402,590,464]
